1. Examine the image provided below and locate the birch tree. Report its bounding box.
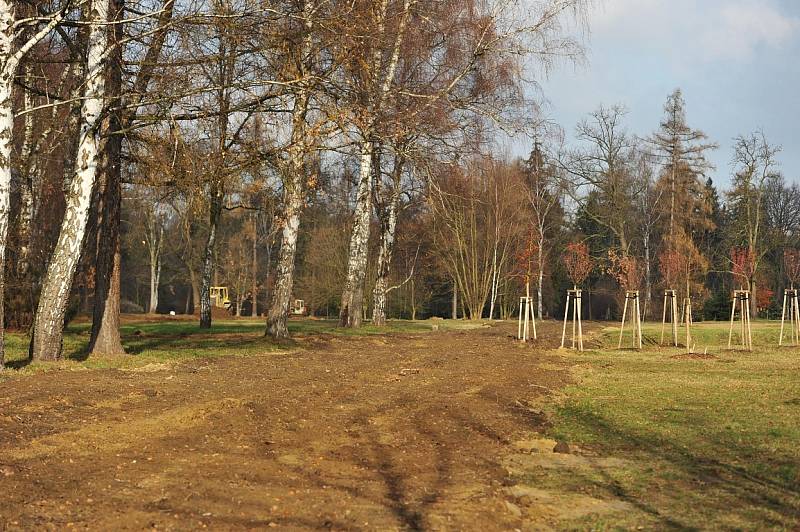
[338,0,414,328]
[30,0,111,361]
[144,202,166,313]
[265,0,322,338]
[0,2,74,366]
[371,141,410,326]
[339,0,584,327]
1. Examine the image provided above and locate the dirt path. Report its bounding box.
[0,322,593,530]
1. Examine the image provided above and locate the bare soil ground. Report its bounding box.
[0,322,608,530]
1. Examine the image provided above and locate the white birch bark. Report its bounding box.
[265,0,314,339]
[266,178,302,337]
[488,183,500,319]
[340,144,375,328]
[199,195,221,328]
[340,0,412,328]
[31,0,110,361]
[0,41,12,367]
[1,1,69,365]
[371,164,401,326]
[537,239,544,319]
[16,65,35,274]
[146,219,163,314]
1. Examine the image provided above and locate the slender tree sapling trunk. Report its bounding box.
[147,221,164,314]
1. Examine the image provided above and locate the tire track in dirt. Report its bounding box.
[0,321,616,530]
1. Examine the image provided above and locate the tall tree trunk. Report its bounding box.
[89,0,125,356]
[339,0,410,329]
[537,237,544,319]
[371,202,397,326]
[16,64,35,277]
[190,269,200,314]
[90,0,171,351]
[0,12,16,366]
[0,74,10,367]
[266,176,303,338]
[264,0,313,339]
[148,221,163,314]
[30,0,110,361]
[340,143,374,328]
[200,189,222,328]
[251,215,258,317]
[149,252,161,314]
[88,126,124,355]
[371,158,402,327]
[451,279,458,319]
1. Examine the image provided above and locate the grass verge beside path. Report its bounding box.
[1,316,480,375]
[540,321,800,529]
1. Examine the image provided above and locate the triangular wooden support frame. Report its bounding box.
[517,296,537,342]
[727,290,753,351]
[682,297,694,354]
[560,288,583,351]
[618,290,642,349]
[660,289,678,347]
[779,288,800,346]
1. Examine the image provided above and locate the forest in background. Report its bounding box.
[1,0,799,366]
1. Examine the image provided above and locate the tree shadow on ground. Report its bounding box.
[543,407,800,528]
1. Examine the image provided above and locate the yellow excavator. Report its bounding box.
[209,286,232,309]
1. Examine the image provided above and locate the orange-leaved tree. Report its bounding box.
[562,242,593,289]
[607,250,641,291]
[784,249,800,289]
[731,247,756,290]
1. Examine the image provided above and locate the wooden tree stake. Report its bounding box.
[682,297,694,354]
[560,288,583,351]
[660,289,678,347]
[779,288,800,346]
[727,290,753,351]
[518,297,537,342]
[618,290,642,349]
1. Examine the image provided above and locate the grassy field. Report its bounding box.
[0,316,473,373]
[539,321,800,529]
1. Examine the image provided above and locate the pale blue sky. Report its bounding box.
[527,0,800,188]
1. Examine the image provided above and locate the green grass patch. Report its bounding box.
[1,316,476,375]
[541,321,800,529]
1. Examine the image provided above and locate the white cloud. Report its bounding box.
[587,0,800,62]
[701,2,800,60]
